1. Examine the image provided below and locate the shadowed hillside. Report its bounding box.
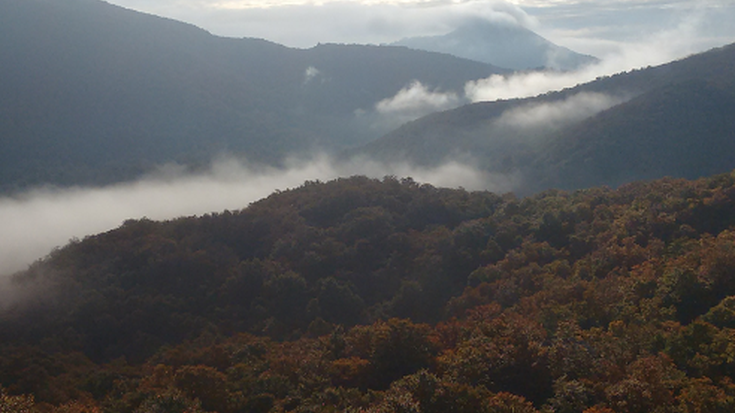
[532,78,735,191]
[0,0,504,192]
[353,42,735,194]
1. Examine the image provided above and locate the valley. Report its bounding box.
[2,1,735,412]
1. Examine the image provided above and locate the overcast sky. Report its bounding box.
[104,0,735,58]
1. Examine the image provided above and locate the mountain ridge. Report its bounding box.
[0,0,506,192]
[353,42,735,194]
[391,18,598,71]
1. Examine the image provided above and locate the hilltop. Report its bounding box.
[2,171,735,411]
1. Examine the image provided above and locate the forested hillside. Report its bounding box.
[3,170,735,412]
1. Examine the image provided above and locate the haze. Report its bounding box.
[106,0,735,57]
[3,0,735,278]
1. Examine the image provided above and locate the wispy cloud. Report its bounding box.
[303,66,321,85]
[374,81,463,128]
[494,92,625,131]
[465,15,706,102]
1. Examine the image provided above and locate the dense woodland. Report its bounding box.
[2,171,735,412]
[4,1,735,412]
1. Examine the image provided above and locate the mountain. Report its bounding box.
[533,78,735,191]
[3,171,735,411]
[353,42,735,194]
[391,18,598,71]
[0,0,505,192]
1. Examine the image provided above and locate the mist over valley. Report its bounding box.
[3,0,735,277]
[3,2,735,411]
[0,155,502,277]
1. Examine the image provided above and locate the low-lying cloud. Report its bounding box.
[368,12,711,129]
[374,81,463,128]
[495,92,625,131]
[465,15,707,102]
[0,156,510,279]
[303,66,321,85]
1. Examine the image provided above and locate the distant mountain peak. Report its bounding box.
[391,18,598,71]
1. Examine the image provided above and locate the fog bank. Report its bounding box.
[0,156,503,277]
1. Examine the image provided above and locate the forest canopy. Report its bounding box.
[2,171,735,412]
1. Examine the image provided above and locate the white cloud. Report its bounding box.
[465,14,708,102]
[0,155,508,279]
[303,66,321,84]
[495,92,624,130]
[374,81,462,126]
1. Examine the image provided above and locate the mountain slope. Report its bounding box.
[0,0,505,192]
[532,78,735,191]
[353,42,735,194]
[3,171,735,411]
[391,18,597,71]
